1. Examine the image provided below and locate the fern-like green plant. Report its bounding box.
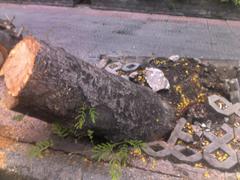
[125,140,144,149]
[89,107,96,124]
[87,129,94,144]
[52,123,70,138]
[92,140,144,180]
[109,159,122,180]
[74,106,87,129]
[29,140,53,158]
[92,142,114,161]
[74,105,97,130]
[233,0,240,6]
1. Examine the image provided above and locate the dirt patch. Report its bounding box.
[0,136,15,150]
[149,58,234,123]
[116,57,237,126]
[0,152,6,169]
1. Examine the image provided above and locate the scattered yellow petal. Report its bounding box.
[141,156,146,164]
[203,171,210,178]
[133,148,142,156]
[194,162,203,168]
[151,160,157,170]
[236,172,240,180]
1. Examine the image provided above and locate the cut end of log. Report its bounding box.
[0,44,8,68]
[0,77,18,109]
[0,36,40,97]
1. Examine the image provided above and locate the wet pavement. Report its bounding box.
[0,3,240,63]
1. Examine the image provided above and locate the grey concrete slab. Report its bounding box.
[0,3,240,64]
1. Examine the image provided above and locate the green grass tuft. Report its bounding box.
[92,140,144,180]
[29,140,53,158]
[12,114,25,121]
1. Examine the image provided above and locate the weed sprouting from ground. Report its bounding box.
[52,106,144,180]
[52,123,71,138]
[74,105,97,130]
[89,107,96,124]
[92,140,144,180]
[233,0,240,6]
[74,105,87,130]
[12,114,25,121]
[87,129,94,144]
[29,140,53,158]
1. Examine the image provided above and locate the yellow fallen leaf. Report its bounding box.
[203,171,210,178]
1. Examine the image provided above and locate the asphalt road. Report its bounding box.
[0,3,240,62]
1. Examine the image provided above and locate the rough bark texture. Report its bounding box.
[1,36,176,142]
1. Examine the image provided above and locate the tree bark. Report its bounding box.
[0,36,175,142]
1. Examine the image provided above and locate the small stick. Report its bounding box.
[17,26,24,37]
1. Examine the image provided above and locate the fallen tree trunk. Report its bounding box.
[0,36,175,142]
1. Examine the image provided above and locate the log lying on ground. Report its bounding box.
[0,36,175,142]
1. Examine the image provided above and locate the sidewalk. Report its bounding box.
[0,4,240,62]
[0,106,236,180]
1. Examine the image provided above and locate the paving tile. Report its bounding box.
[144,117,239,170]
[208,95,240,117]
[203,124,238,170]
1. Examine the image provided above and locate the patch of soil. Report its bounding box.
[150,58,236,124]
[117,57,238,126]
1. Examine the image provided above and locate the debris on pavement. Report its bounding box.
[104,61,123,75]
[96,55,110,69]
[97,55,240,171]
[169,55,180,62]
[144,67,170,92]
[224,78,240,103]
[0,16,23,38]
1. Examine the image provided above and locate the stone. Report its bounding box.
[120,75,129,80]
[129,71,138,79]
[104,61,122,75]
[96,57,110,69]
[193,58,202,64]
[192,124,203,136]
[224,117,230,123]
[206,120,212,129]
[144,67,170,92]
[169,55,180,62]
[224,79,240,103]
